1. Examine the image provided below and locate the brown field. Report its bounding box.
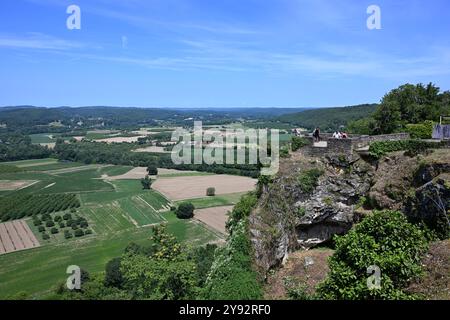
[103,167,197,180]
[0,180,37,191]
[95,136,146,144]
[0,220,40,255]
[152,175,256,200]
[132,146,170,153]
[39,143,56,149]
[194,205,233,234]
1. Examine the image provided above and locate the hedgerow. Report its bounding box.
[368,139,446,159]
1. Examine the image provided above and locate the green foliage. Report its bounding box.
[347,117,377,135]
[203,219,262,300]
[226,192,258,231]
[296,207,306,218]
[189,244,218,287]
[373,83,449,134]
[120,226,198,300]
[297,169,323,193]
[0,193,80,222]
[104,257,124,289]
[405,121,434,139]
[0,164,24,174]
[317,211,429,300]
[206,187,216,197]
[176,202,195,219]
[0,132,52,162]
[146,165,158,175]
[277,104,377,131]
[140,175,152,190]
[368,139,445,159]
[291,136,310,151]
[74,229,84,237]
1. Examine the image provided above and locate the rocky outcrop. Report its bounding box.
[250,153,373,273]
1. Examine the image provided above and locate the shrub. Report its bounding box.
[50,227,59,234]
[63,213,72,221]
[33,219,42,226]
[104,257,124,288]
[64,230,73,239]
[405,121,434,139]
[206,187,216,197]
[176,202,195,219]
[317,211,428,300]
[369,139,445,159]
[45,220,55,228]
[59,222,65,228]
[38,226,45,233]
[146,165,158,176]
[71,223,79,230]
[297,169,323,193]
[54,215,62,222]
[84,229,93,235]
[42,233,50,240]
[80,221,89,228]
[74,229,84,237]
[291,136,310,152]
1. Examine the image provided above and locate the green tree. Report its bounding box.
[146,165,158,176]
[140,175,152,190]
[176,202,195,219]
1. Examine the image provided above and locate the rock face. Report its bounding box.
[250,153,373,273]
[250,148,450,275]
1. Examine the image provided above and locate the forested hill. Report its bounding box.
[0,106,307,130]
[276,104,378,131]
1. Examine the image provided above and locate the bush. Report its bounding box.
[104,257,124,288]
[80,221,89,228]
[38,226,45,233]
[45,220,55,228]
[33,219,42,226]
[84,229,93,235]
[369,139,445,159]
[206,187,216,197]
[297,169,323,193]
[291,136,310,152]
[405,121,434,139]
[50,227,59,234]
[54,215,62,222]
[42,233,50,240]
[74,229,84,237]
[176,202,195,219]
[146,165,158,176]
[59,222,65,228]
[63,213,72,221]
[317,211,429,300]
[64,230,72,239]
[71,223,78,230]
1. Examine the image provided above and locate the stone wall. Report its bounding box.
[301,133,411,157]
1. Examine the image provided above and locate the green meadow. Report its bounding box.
[0,159,222,299]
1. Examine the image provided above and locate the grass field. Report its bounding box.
[179,192,246,209]
[0,159,248,299]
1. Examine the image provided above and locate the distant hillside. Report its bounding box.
[277,104,378,131]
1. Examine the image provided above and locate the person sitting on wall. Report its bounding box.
[341,131,348,139]
[313,127,321,142]
[332,131,342,139]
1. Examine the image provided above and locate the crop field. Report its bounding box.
[152,174,257,200]
[0,159,232,298]
[0,220,40,255]
[194,205,233,235]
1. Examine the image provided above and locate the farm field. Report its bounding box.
[0,158,239,299]
[0,220,40,255]
[194,205,233,235]
[152,174,257,200]
[179,192,246,209]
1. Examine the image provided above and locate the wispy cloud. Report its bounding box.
[0,33,84,50]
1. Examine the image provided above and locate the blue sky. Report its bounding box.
[0,0,449,108]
